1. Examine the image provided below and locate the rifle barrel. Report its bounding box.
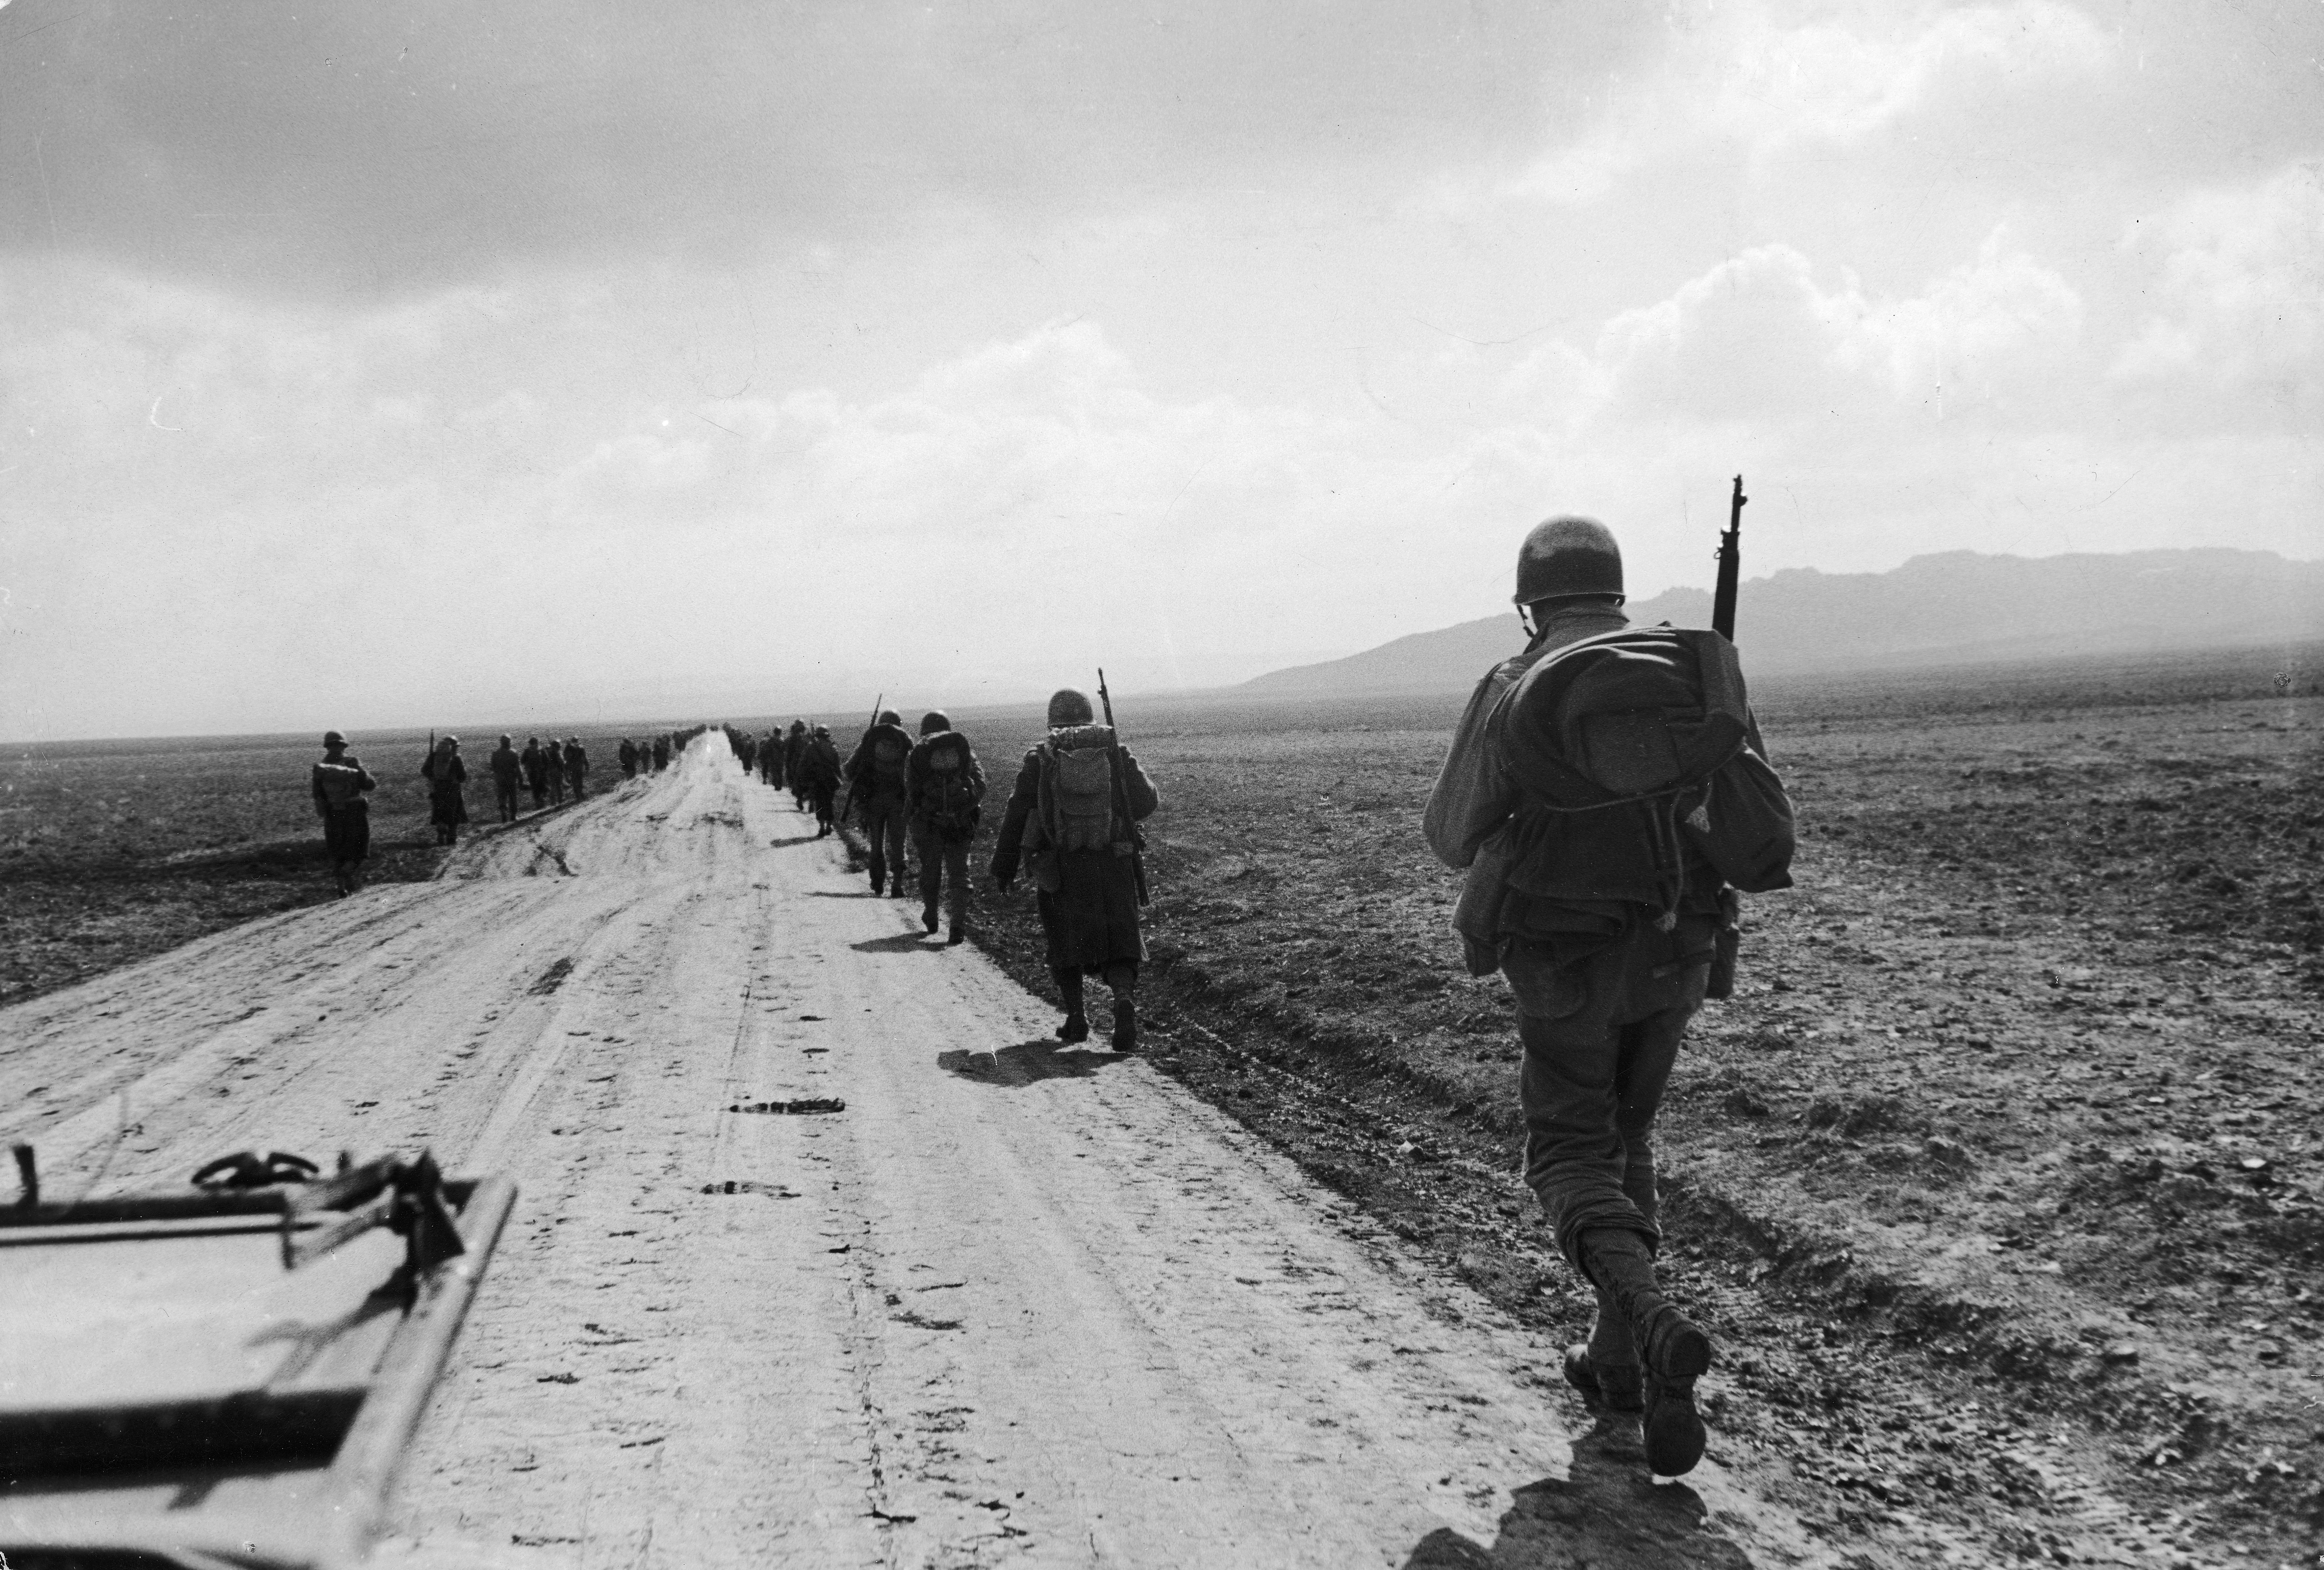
[1712,474,1746,644]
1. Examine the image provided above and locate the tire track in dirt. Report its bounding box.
[3,738,1830,1568]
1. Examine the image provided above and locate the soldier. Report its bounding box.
[565,736,590,800]
[797,723,843,834]
[617,737,638,779]
[762,729,784,789]
[1422,515,1789,1480]
[785,721,810,810]
[989,689,1159,1051]
[653,734,671,772]
[543,738,568,805]
[907,710,985,943]
[310,731,377,895]
[421,735,469,847]
[522,734,548,808]
[489,734,523,823]
[845,709,917,896]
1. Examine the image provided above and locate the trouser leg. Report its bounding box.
[1053,967,1088,1042]
[882,810,908,892]
[944,841,970,935]
[1102,960,1138,1049]
[915,830,942,928]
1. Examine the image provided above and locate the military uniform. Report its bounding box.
[489,737,523,822]
[907,711,985,943]
[989,689,1159,1050]
[311,732,377,895]
[1423,516,1757,1479]
[844,712,916,894]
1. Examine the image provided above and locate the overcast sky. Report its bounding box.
[1,0,2318,739]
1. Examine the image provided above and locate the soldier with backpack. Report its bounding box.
[797,724,843,833]
[1423,515,1794,1480]
[845,709,917,896]
[310,731,377,895]
[542,738,567,806]
[785,722,810,809]
[488,734,523,823]
[421,735,469,846]
[907,711,986,943]
[522,735,548,808]
[989,689,1160,1051]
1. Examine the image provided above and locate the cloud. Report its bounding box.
[2113,163,2324,413]
[1498,0,2112,205]
[1539,232,2081,425]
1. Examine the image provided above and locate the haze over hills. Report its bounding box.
[1236,549,2324,697]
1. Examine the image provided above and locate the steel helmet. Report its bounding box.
[1513,516,1623,605]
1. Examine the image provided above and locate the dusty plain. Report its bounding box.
[4,641,2320,1568]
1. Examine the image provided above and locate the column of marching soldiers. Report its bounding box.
[294,512,1803,1489]
[305,726,699,894]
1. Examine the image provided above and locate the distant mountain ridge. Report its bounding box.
[1237,548,2324,696]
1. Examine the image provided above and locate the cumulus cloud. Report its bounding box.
[2113,164,2324,414]
[1499,0,2112,204]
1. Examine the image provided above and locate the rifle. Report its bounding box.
[1095,669,1150,906]
[1712,474,1746,643]
[841,693,882,827]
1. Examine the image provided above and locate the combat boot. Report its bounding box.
[947,921,967,947]
[923,904,940,935]
[1573,1227,1713,1476]
[1056,971,1090,1044]
[1560,1345,1643,1413]
[1111,994,1137,1053]
[870,869,884,896]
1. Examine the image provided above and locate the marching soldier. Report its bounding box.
[543,737,567,806]
[310,731,377,895]
[845,709,916,896]
[421,735,469,846]
[1422,515,1791,1479]
[489,734,523,822]
[565,736,590,800]
[522,734,548,808]
[989,689,1159,1051]
[796,724,842,833]
[907,710,985,943]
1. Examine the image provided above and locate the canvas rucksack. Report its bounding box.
[861,724,912,798]
[917,733,981,840]
[1492,626,1794,917]
[314,761,368,810]
[1041,725,1121,852]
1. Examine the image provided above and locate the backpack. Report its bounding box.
[1041,725,1120,852]
[861,724,912,797]
[1493,627,1793,916]
[917,733,981,840]
[314,761,367,810]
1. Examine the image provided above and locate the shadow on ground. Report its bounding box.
[851,932,941,954]
[937,1038,1131,1087]
[1403,1428,1757,1569]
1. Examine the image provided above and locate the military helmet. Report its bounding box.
[920,710,951,735]
[322,730,346,747]
[877,709,902,727]
[1513,516,1623,605]
[1047,689,1094,727]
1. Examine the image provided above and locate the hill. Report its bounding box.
[1236,548,2324,695]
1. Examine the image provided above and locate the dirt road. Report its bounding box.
[1,737,1825,1569]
